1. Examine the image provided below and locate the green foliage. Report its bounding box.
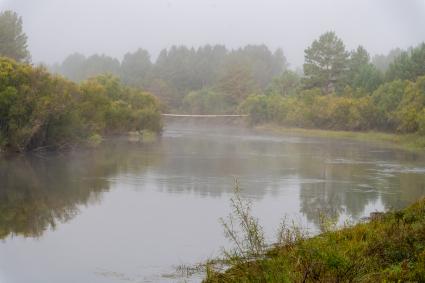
[87,134,102,147]
[371,79,408,130]
[220,182,265,261]
[240,92,376,131]
[11,0,421,138]
[0,57,81,151]
[394,76,425,133]
[386,43,425,82]
[303,32,349,93]
[144,78,178,111]
[78,74,162,135]
[55,44,286,110]
[226,45,287,90]
[51,53,85,80]
[218,62,258,105]
[417,109,425,136]
[55,53,120,82]
[205,198,425,282]
[121,48,152,88]
[242,73,425,138]
[350,63,383,93]
[0,10,30,62]
[345,46,383,93]
[239,95,270,125]
[183,88,233,114]
[266,70,301,97]
[45,26,424,129]
[0,57,162,152]
[372,48,403,72]
[152,44,285,110]
[349,46,370,72]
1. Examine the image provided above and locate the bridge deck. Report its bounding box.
[161,114,248,117]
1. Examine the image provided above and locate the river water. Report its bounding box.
[0,122,424,282]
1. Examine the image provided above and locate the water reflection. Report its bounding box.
[297,146,425,225]
[160,124,425,223]
[1,124,424,239]
[0,123,424,283]
[0,140,161,239]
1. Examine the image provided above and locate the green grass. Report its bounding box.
[254,123,425,151]
[87,134,103,147]
[204,198,425,282]
[127,130,159,143]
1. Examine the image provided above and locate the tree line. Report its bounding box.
[52,45,288,112]
[50,31,425,137]
[0,10,162,152]
[242,32,425,136]
[1,9,425,150]
[0,58,162,152]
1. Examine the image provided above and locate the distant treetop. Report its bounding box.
[0,10,30,62]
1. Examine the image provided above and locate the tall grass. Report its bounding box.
[205,185,425,282]
[220,181,266,262]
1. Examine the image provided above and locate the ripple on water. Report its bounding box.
[375,163,425,174]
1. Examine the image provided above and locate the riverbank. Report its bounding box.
[204,198,425,282]
[254,123,425,151]
[0,57,162,153]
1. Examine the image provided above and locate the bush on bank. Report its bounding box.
[0,57,162,152]
[240,76,425,137]
[205,198,425,282]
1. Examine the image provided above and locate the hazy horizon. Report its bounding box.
[1,0,425,67]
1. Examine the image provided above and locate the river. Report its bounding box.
[0,121,424,282]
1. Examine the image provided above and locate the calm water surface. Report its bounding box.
[0,122,424,282]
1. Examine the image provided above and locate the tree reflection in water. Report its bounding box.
[0,125,424,239]
[0,139,161,239]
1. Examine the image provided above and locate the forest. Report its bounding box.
[0,11,162,152]
[52,33,425,137]
[1,9,425,153]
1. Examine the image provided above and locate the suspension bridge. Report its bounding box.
[161,114,248,118]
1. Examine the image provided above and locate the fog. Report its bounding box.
[1,0,425,67]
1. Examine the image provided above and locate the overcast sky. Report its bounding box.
[1,0,425,67]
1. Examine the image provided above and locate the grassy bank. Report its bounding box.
[204,198,425,282]
[254,123,425,151]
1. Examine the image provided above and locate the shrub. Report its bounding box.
[0,58,162,152]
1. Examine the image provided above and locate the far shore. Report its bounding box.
[253,123,425,152]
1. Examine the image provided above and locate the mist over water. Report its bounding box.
[1,1,425,281]
[0,122,424,282]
